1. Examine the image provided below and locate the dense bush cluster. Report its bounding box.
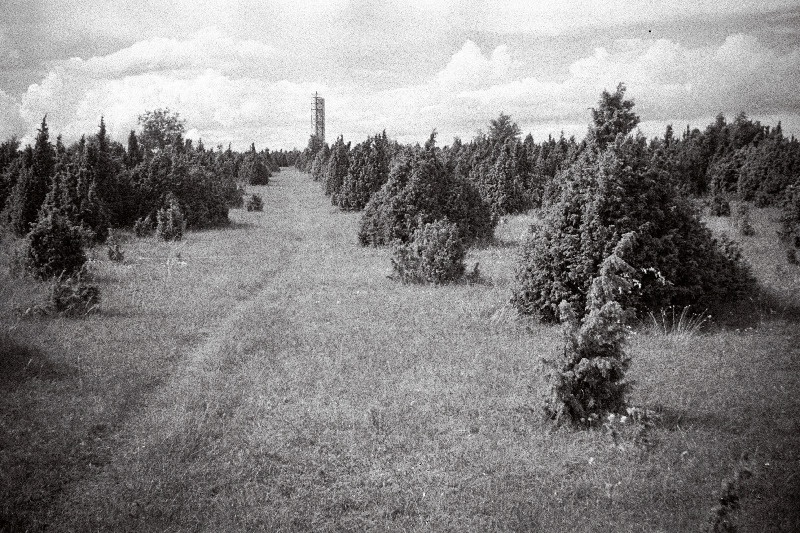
[0,110,294,247]
[358,134,494,247]
[391,220,466,284]
[512,86,755,322]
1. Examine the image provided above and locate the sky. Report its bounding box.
[1,0,799,150]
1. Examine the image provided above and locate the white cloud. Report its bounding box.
[8,30,800,150]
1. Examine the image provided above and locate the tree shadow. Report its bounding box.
[0,334,69,391]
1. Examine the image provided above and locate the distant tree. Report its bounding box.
[6,117,54,236]
[488,113,521,145]
[137,108,186,152]
[336,131,390,211]
[588,83,640,150]
[323,136,351,202]
[359,132,494,246]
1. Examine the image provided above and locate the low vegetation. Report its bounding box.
[1,81,799,531]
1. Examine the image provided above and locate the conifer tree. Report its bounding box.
[6,117,54,236]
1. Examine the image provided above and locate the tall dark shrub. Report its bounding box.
[23,210,86,279]
[336,132,390,211]
[323,136,350,202]
[358,134,494,247]
[512,134,754,322]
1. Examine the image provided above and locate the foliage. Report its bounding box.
[138,108,186,152]
[709,194,731,216]
[733,202,755,236]
[22,209,87,279]
[106,230,124,262]
[134,215,154,237]
[5,118,53,237]
[512,131,755,323]
[323,136,350,202]
[391,219,466,284]
[246,194,264,212]
[156,195,185,241]
[588,83,640,149]
[239,144,271,185]
[542,232,635,426]
[35,273,101,317]
[778,183,800,261]
[310,144,330,182]
[359,133,494,247]
[336,132,390,211]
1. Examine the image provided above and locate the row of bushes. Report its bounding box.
[297,84,765,429]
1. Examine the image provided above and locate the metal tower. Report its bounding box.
[312,92,325,144]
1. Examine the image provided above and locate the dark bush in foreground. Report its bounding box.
[22,211,86,279]
[246,194,263,212]
[359,134,494,247]
[512,135,755,322]
[543,233,635,426]
[391,220,465,284]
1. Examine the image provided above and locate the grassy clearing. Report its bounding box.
[1,171,798,531]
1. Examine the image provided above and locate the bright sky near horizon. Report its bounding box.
[1,0,799,150]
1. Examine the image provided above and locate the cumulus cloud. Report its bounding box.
[8,29,800,150]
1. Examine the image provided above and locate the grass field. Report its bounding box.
[1,168,798,532]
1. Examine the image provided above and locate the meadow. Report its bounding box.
[1,168,798,532]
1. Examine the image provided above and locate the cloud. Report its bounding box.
[0,89,25,140]
[77,28,277,79]
[8,30,800,150]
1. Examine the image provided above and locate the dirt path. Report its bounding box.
[47,168,368,531]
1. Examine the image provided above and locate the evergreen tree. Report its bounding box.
[6,117,54,236]
[323,136,350,202]
[513,112,754,322]
[588,83,640,150]
[358,132,494,246]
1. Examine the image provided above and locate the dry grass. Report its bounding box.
[1,177,798,532]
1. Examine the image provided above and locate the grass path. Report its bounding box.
[2,169,798,531]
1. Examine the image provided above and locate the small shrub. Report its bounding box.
[246,194,264,212]
[709,194,731,217]
[134,215,154,237]
[787,248,799,265]
[156,196,185,241]
[542,232,636,426]
[23,211,87,280]
[733,203,755,236]
[44,274,100,316]
[391,220,466,284]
